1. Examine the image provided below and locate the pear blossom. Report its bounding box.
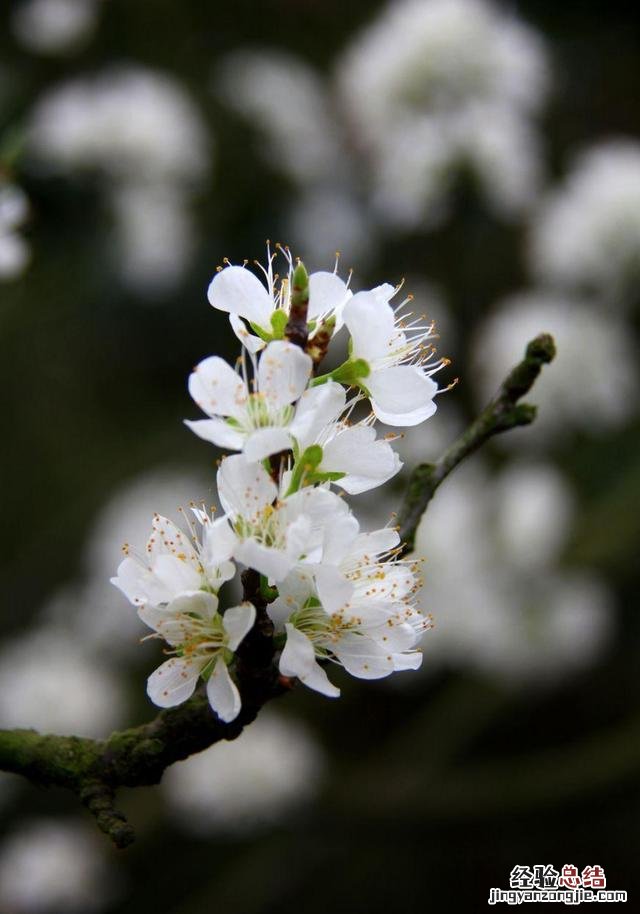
[216,453,353,582]
[339,283,449,425]
[268,528,429,696]
[186,339,315,461]
[208,245,352,354]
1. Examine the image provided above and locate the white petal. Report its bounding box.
[235,539,292,582]
[147,657,202,708]
[347,528,401,564]
[322,426,402,494]
[366,620,418,653]
[319,513,360,567]
[206,659,242,723]
[217,454,277,520]
[285,514,313,563]
[168,590,219,620]
[111,557,173,607]
[392,651,423,672]
[184,418,245,450]
[367,366,438,426]
[333,633,394,680]
[148,515,200,565]
[229,313,266,353]
[201,515,238,567]
[244,426,293,462]
[267,570,315,630]
[280,624,340,697]
[222,601,256,650]
[257,340,312,409]
[289,382,346,452]
[208,265,273,329]
[188,356,248,420]
[308,271,351,321]
[313,564,353,615]
[344,290,395,361]
[153,553,201,596]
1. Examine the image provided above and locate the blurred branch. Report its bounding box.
[0,334,554,847]
[398,333,556,552]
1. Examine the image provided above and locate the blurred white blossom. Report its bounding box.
[530,140,640,303]
[471,292,639,445]
[110,182,196,295]
[0,182,30,279]
[28,66,211,294]
[413,462,614,683]
[29,67,209,182]
[337,0,549,227]
[0,626,126,737]
[0,819,115,913]
[217,51,341,184]
[12,0,103,55]
[163,709,324,833]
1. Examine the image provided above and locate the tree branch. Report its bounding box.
[397,333,556,552]
[0,334,554,846]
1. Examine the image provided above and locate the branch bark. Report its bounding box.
[397,333,556,552]
[0,334,554,847]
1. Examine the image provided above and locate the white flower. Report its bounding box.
[11,0,103,56]
[412,461,614,683]
[142,598,255,722]
[208,246,352,353]
[529,140,640,303]
[0,627,125,738]
[186,340,314,461]
[216,453,354,583]
[163,708,324,834]
[336,0,549,226]
[216,51,341,185]
[0,183,30,280]
[471,292,639,444]
[340,283,448,425]
[111,508,252,720]
[111,509,236,609]
[269,529,429,696]
[28,66,209,183]
[0,819,115,914]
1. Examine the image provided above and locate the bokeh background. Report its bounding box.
[1,1,639,911]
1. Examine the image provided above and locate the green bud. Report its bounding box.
[291,261,310,309]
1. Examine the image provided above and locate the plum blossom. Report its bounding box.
[216,453,353,583]
[339,283,450,425]
[268,528,429,696]
[141,598,255,721]
[186,340,314,461]
[208,245,352,354]
[111,509,254,720]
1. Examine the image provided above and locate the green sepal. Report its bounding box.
[260,575,279,603]
[249,320,273,342]
[306,470,346,484]
[270,309,288,339]
[285,444,324,495]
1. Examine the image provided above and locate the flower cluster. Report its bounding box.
[112,246,445,722]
